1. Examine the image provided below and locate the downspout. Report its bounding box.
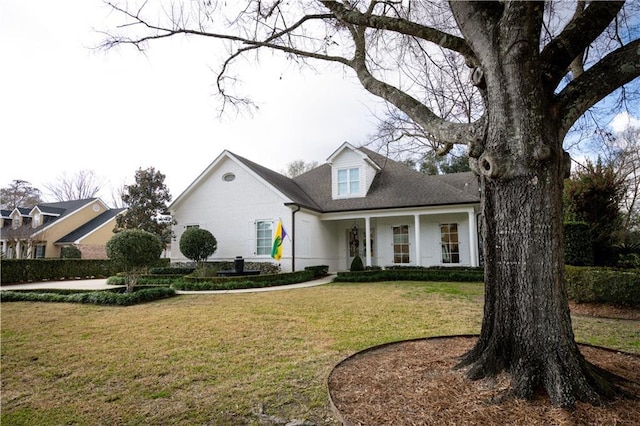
[291,205,301,272]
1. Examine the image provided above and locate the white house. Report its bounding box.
[168,142,481,272]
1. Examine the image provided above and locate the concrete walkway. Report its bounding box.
[0,275,336,294]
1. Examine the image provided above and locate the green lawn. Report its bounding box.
[1,281,638,425]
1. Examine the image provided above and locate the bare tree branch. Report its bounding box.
[556,38,640,139]
[540,1,625,90]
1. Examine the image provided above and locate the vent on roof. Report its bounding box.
[222,173,236,182]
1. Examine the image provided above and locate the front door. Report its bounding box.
[346,228,375,268]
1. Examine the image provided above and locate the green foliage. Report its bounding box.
[187,261,280,275]
[106,230,163,271]
[563,158,625,265]
[107,275,176,286]
[0,259,118,284]
[304,265,329,278]
[60,246,82,259]
[179,228,217,264]
[417,151,471,175]
[564,222,594,266]
[565,266,640,306]
[336,266,484,283]
[173,271,314,291]
[148,266,196,275]
[106,230,163,292]
[350,255,365,271]
[0,287,176,305]
[617,253,640,269]
[116,167,175,245]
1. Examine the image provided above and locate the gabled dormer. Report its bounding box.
[327,142,381,200]
[29,206,61,228]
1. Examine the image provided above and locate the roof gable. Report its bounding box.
[169,150,321,211]
[171,145,479,215]
[56,208,126,244]
[293,147,479,212]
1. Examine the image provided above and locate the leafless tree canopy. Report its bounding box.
[100,0,640,409]
[44,169,105,202]
[100,1,638,163]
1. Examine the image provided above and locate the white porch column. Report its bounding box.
[16,241,22,259]
[468,209,479,267]
[414,214,421,267]
[365,216,372,267]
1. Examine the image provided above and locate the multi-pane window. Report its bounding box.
[34,244,46,259]
[393,225,410,264]
[441,223,460,264]
[256,221,273,255]
[337,168,360,196]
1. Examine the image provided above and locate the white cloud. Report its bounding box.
[610,112,640,134]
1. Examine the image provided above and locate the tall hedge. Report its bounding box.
[564,222,594,266]
[0,259,118,284]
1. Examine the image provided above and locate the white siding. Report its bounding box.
[331,149,367,199]
[171,156,293,269]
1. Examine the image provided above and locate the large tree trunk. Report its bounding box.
[456,3,619,406]
[458,167,618,407]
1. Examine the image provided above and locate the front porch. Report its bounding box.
[322,206,480,271]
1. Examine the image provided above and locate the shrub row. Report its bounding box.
[335,267,484,283]
[304,265,329,278]
[565,266,640,306]
[148,266,196,275]
[172,270,314,291]
[106,275,177,286]
[1,259,120,284]
[0,287,176,305]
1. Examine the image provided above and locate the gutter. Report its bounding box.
[290,204,301,272]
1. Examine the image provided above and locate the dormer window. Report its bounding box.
[337,168,360,196]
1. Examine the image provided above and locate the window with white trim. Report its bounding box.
[441,223,460,264]
[393,225,410,264]
[256,221,273,256]
[337,168,360,196]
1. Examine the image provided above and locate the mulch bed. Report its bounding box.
[328,304,640,425]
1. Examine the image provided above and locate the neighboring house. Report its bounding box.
[169,142,482,272]
[0,198,125,259]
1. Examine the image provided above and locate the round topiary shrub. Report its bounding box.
[106,229,163,292]
[179,228,217,266]
[60,245,82,259]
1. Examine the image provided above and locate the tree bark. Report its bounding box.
[453,1,621,407]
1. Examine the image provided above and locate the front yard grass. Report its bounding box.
[2,281,638,425]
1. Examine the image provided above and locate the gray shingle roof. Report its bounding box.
[232,147,479,213]
[232,153,322,211]
[56,208,125,243]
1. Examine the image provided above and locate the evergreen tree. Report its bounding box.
[116,167,175,246]
[564,158,625,265]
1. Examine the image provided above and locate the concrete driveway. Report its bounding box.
[1,279,113,291]
[0,275,335,293]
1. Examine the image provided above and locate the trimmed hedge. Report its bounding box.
[305,265,329,278]
[148,266,196,275]
[0,287,176,305]
[107,275,177,286]
[1,258,170,284]
[172,270,315,291]
[564,222,594,266]
[335,267,484,283]
[1,259,119,284]
[566,266,640,306]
